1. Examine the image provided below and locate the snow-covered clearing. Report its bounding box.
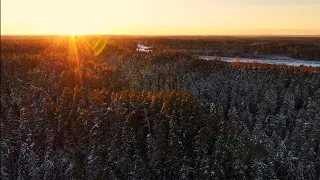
[137,44,153,52]
[198,56,320,67]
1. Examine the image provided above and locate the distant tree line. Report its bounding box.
[138,37,320,60]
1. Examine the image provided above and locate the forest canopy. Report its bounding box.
[1,36,320,179]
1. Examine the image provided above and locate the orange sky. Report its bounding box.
[1,0,320,35]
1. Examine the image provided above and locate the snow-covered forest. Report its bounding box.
[1,36,320,179]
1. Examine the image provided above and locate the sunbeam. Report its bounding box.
[68,35,82,84]
[77,35,95,56]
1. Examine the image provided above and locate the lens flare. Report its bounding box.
[91,37,109,56]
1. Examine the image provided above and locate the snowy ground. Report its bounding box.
[198,56,320,67]
[137,44,152,52]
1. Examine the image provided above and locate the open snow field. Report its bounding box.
[198,56,320,67]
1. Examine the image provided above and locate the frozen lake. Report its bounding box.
[198,56,320,67]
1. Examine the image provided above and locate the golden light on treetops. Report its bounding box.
[39,34,110,88]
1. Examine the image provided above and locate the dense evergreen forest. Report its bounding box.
[1,36,320,179]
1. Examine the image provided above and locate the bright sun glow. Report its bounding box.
[55,29,85,36]
[38,17,96,35]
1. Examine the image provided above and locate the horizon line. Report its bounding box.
[2,34,320,37]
